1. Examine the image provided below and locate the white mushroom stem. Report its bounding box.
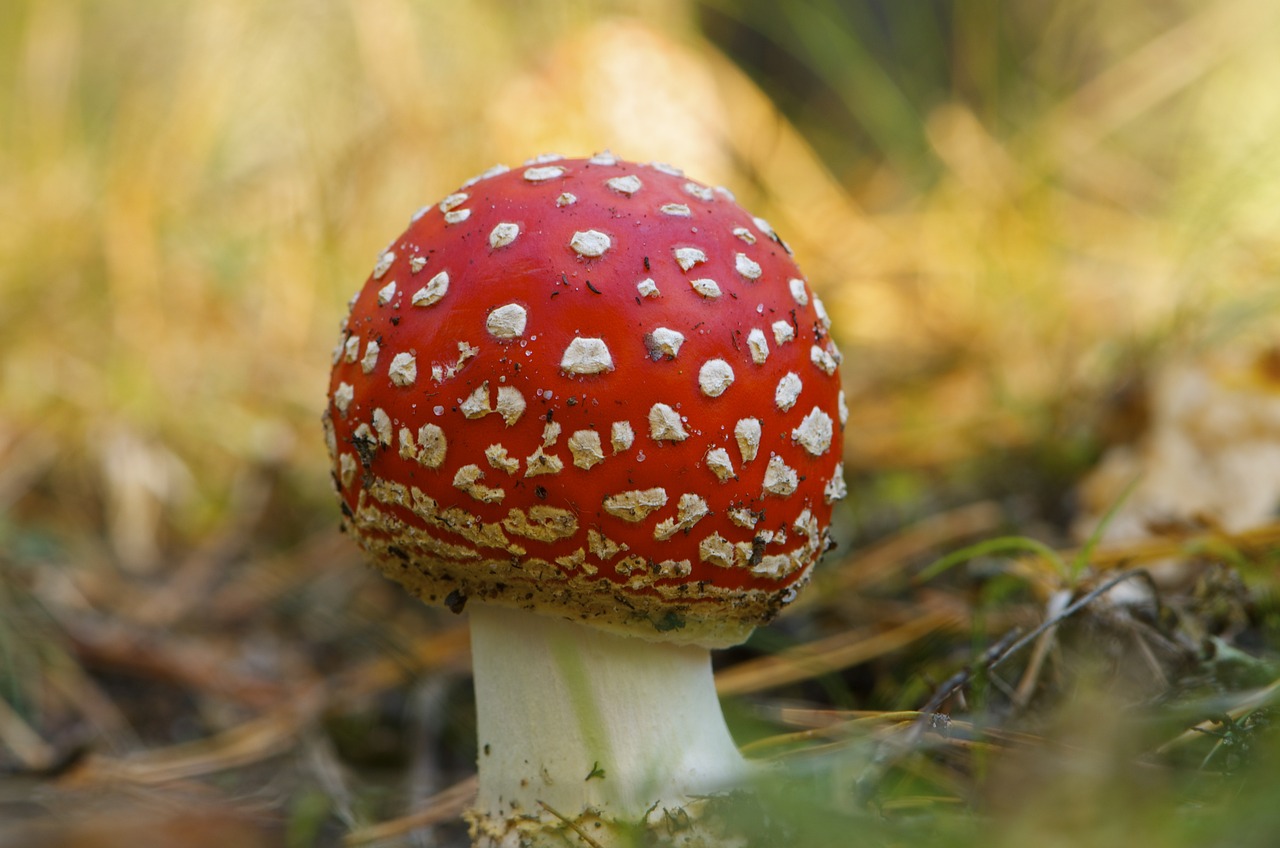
[467,603,751,846]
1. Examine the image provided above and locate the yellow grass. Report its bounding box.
[3,1,1279,553]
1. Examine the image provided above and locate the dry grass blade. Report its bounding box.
[815,500,1003,595]
[1068,519,1280,571]
[60,613,296,710]
[854,570,1154,802]
[342,775,478,846]
[1036,0,1276,162]
[63,685,325,786]
[1154,676,1280,757]
[715,610,961,697]
[332,625,471,706]
[740,711,921,757]
[0,693,58,771]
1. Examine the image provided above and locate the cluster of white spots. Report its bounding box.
[655,559,693,579]
[589,151,619,166]
[570,229,611,258]
[353,422,374,446]
[339,159,849,591]
[396,428,414,460]
[389,352,417,387]
[524,421,565,476]
[603,488,668,522]
[704,447,735,482]
[734,418,762,463]
[648,403,689,442]
[838,390,849,427]
[523,165,566,182]
[810,345,839,376]
[453,464,504,503]
[606,175,642,195]
[339,452,357,487]
[752,553,795,580]
[792,407,834,456]
[484,444,519,475]
[377,280,396,306]
[494,386,524,425]
[763,455,799,497]
[611,421,634,452]
[772,320,796,345]
[775,372,802,411]
[412,271,449,307]
[698,359,735,397]
[489,222,519,249]
[747,329,769,365]
[789,278,809,306]
[460,164,510,189]
[683,182,714,201]
[322,412,337,455]
[699,533,735,569]
[525,445,564,477]
[439,193,470,225]
[505,505,578,542]
[526,153,564,165]
[689,278,721,299]
[485,303,527,339]
[560,337,614,375]
[654,493,710,540]
[556,193,577,207]
[429,341,480,384]
[567,430,604,470]
[554,548,589,572]
[644,327,684,360]
[650,162,683,176]
[824,464,848,504]
[588,529,628,563]
[753,216,777,240]
[674,247,706,271]
[814,296,832,331]
[460,383,493,419]
[735,253,762,280]
[457,383,527,425]
[371,408,393,445]
[373,251,395,280]
[399,423,446,468]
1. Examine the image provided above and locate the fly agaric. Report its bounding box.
[324,153,847,846]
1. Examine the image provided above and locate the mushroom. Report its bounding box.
[325,154,847,846]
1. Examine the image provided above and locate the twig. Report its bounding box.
[855,568,1151,802]
[63,684,325,786]
[539,802,606,848]
[1155,675,1280,756]
[343,776,478,846]
[715,610,960,697]
[0,693,58,770]
[1012,590,1072,709]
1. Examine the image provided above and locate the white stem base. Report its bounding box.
[467,604,751,846]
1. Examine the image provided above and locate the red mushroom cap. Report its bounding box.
[324,153,847,647]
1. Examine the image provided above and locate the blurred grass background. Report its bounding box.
[2,1,1280,845]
